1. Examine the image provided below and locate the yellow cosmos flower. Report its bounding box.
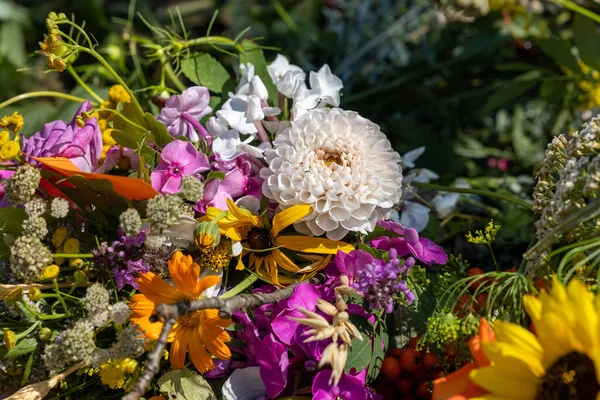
[469,276,600,400]
[206,199,354,286]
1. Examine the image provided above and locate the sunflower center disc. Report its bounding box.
[535,351,600,400]
[246,227,273,253]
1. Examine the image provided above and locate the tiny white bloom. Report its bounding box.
[267,54,304,84]
[245,95,265,122]
[309,64,343,107]
[249,76,268,100]
[276,70,306,98]
[401,146,426,169]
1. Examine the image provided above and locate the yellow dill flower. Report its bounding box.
[63,238,80,254]
[0,112,24,133]
[108,85,131,104]
[102,129,117,147]
[52,227,68,248]
[0,141,20,160]
[99,358,138,389]
[3,329,16,350]
[41,264,60,280]
[465,220,500,245]
[0,131,9,146]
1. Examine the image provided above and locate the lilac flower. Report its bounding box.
[92,230,151,290]
[151,140,209,194]
[371,220,448,265]
[257,334,289,398]
[22,101,102,172]
[157,86,212,143]
[311,370,368,400]
[352,249,415,313]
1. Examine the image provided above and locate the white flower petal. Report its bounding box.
[222,367,266,400]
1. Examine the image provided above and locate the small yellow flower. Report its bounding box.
[0,141,20,160]
[99,100,115,118]
[3,329,16,350]
[69,258,84,269]
[99,358,138,389]
[102,129,117,146]
[41,264,60,280]
[52,227,68,248]
[98,119,108,131]
[27,286,41,301]
[0,112,24,133]
[108,85,131,104]
[63,237,80,254]
[0,131,9,146]
[466,220,500,245]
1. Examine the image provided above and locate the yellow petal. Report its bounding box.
[481,341,544,378]
[271,249,300,272]
[274,235,354,254]
[470,366,537,398]
[566,278,598,351]
[492,321,543,361]
[270,205,312,237]
[226,198,262,228]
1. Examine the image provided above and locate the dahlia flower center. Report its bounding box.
[197,241,230,271]
[316,147,348,168]
[246,227,273,254]
[177,310,202,329]
[535,351,599,400]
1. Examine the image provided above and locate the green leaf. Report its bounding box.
[362,226,402,242]
[144,112,173,147]
[574,15,600,71]
[206,171,226,181]
[357,242,387,260]
[0,207,26,260]
[5,338,37,358]
[239,40,279,105]
[539,79,568,102]
[481,72,541,115]
[367,332,386,383]
[181,53,234,94]
[158,367,216,400]
[344,335,373,374]
[537,38,580,72]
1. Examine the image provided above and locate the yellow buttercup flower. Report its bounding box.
[206,199,353,286]
[0,131,9,146]
[99,358,138,389]
[469,276,600,399]
[0,141,20,160]
[63,238,80,254]
[108,85,131,104]
[0,112,24,133]
[41,264,60,280]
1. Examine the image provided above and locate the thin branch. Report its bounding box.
[123,274,325,400]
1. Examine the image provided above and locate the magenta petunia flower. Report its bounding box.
[157,86,213,144]
[22,100,102,172]
[311,370,369,400]
[150,140,209,194]
[257,334,289,398]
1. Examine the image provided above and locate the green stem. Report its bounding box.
[0,91,88,110]
[553,0,600,23]
[220,273,259,299]
[488,243,499,272]
[411,181,533,211]
[163,36,244,53]
[161,55,186,92]
[67,65,104,103]
[271,0,298,31]
[53,253,94,258]
[15,321,40,341]
[20,299,65,321]
[53,278,69,316]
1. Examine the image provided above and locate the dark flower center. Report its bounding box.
[535,351,599,400]
[246,227,273,255]
[173,167,181,175]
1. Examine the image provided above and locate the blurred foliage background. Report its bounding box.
[4,0,600,268]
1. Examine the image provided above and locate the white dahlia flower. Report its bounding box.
[260,108,403,240]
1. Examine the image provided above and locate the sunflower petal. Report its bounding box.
[469,366,537,398]
[274,235,354,254]
[271,249,300,272]
[270,205,312,237]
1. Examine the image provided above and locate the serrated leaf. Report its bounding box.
[574,15,600,71]
[181,53,234,94]
[240,40,278,105]
[5,338,37,358]
[158,367,216,400]
[537,38,580,72]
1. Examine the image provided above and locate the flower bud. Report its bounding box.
[41,264,60,280]
[3,330,16,350]
[73,270,89,284]
[69,258,84,269]
[194,222,221,251]
[27,286,42,301]
[38,327,53,342]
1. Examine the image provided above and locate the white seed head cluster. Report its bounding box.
[23,216,48,239]
[50,198,70,219]
[42,343,66,374]
[109,302,131,325]
[146,194,184,230]
[9,235,53,282]
[144,234,166,250]
[4,164,41,205]
[82,283,110,328]
[58,321,96,365]
[24,198,47,217]
[180,176,204,203]
[119,208,142,236]
[261,108,403,240]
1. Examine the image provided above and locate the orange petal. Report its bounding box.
[31,156,157,201]
[469,318,496,367]
[433,362,477,400]
[478,318,496,342]
[189,328,214,373]
[169,251,201,298]
[169,328,190,369]
[136,271,185,304]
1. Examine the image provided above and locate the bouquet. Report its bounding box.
[4,7,600,400]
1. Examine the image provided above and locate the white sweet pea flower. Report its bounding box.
[212,129,270,161]
[249,76,268,100]
[222,367,267,400]
[309,64,343,107]
[267,54,304,84]
[291,82,320,118]
[217,98,257,135]
[276,70,306,98]
[206,115,230,138]
[399,200,431,232]
[402,146,426,169]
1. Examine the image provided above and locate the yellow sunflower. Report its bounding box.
[469,276,600,400]
[205,199,354,286]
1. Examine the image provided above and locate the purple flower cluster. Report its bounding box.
[92,230,151,290]
[352,249,416,313]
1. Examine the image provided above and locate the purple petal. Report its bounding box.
[257,334,288,398]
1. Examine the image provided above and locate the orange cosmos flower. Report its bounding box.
[432,318,495,400]
[129,251,231,372]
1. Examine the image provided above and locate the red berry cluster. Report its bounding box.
[374,337,444,400]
